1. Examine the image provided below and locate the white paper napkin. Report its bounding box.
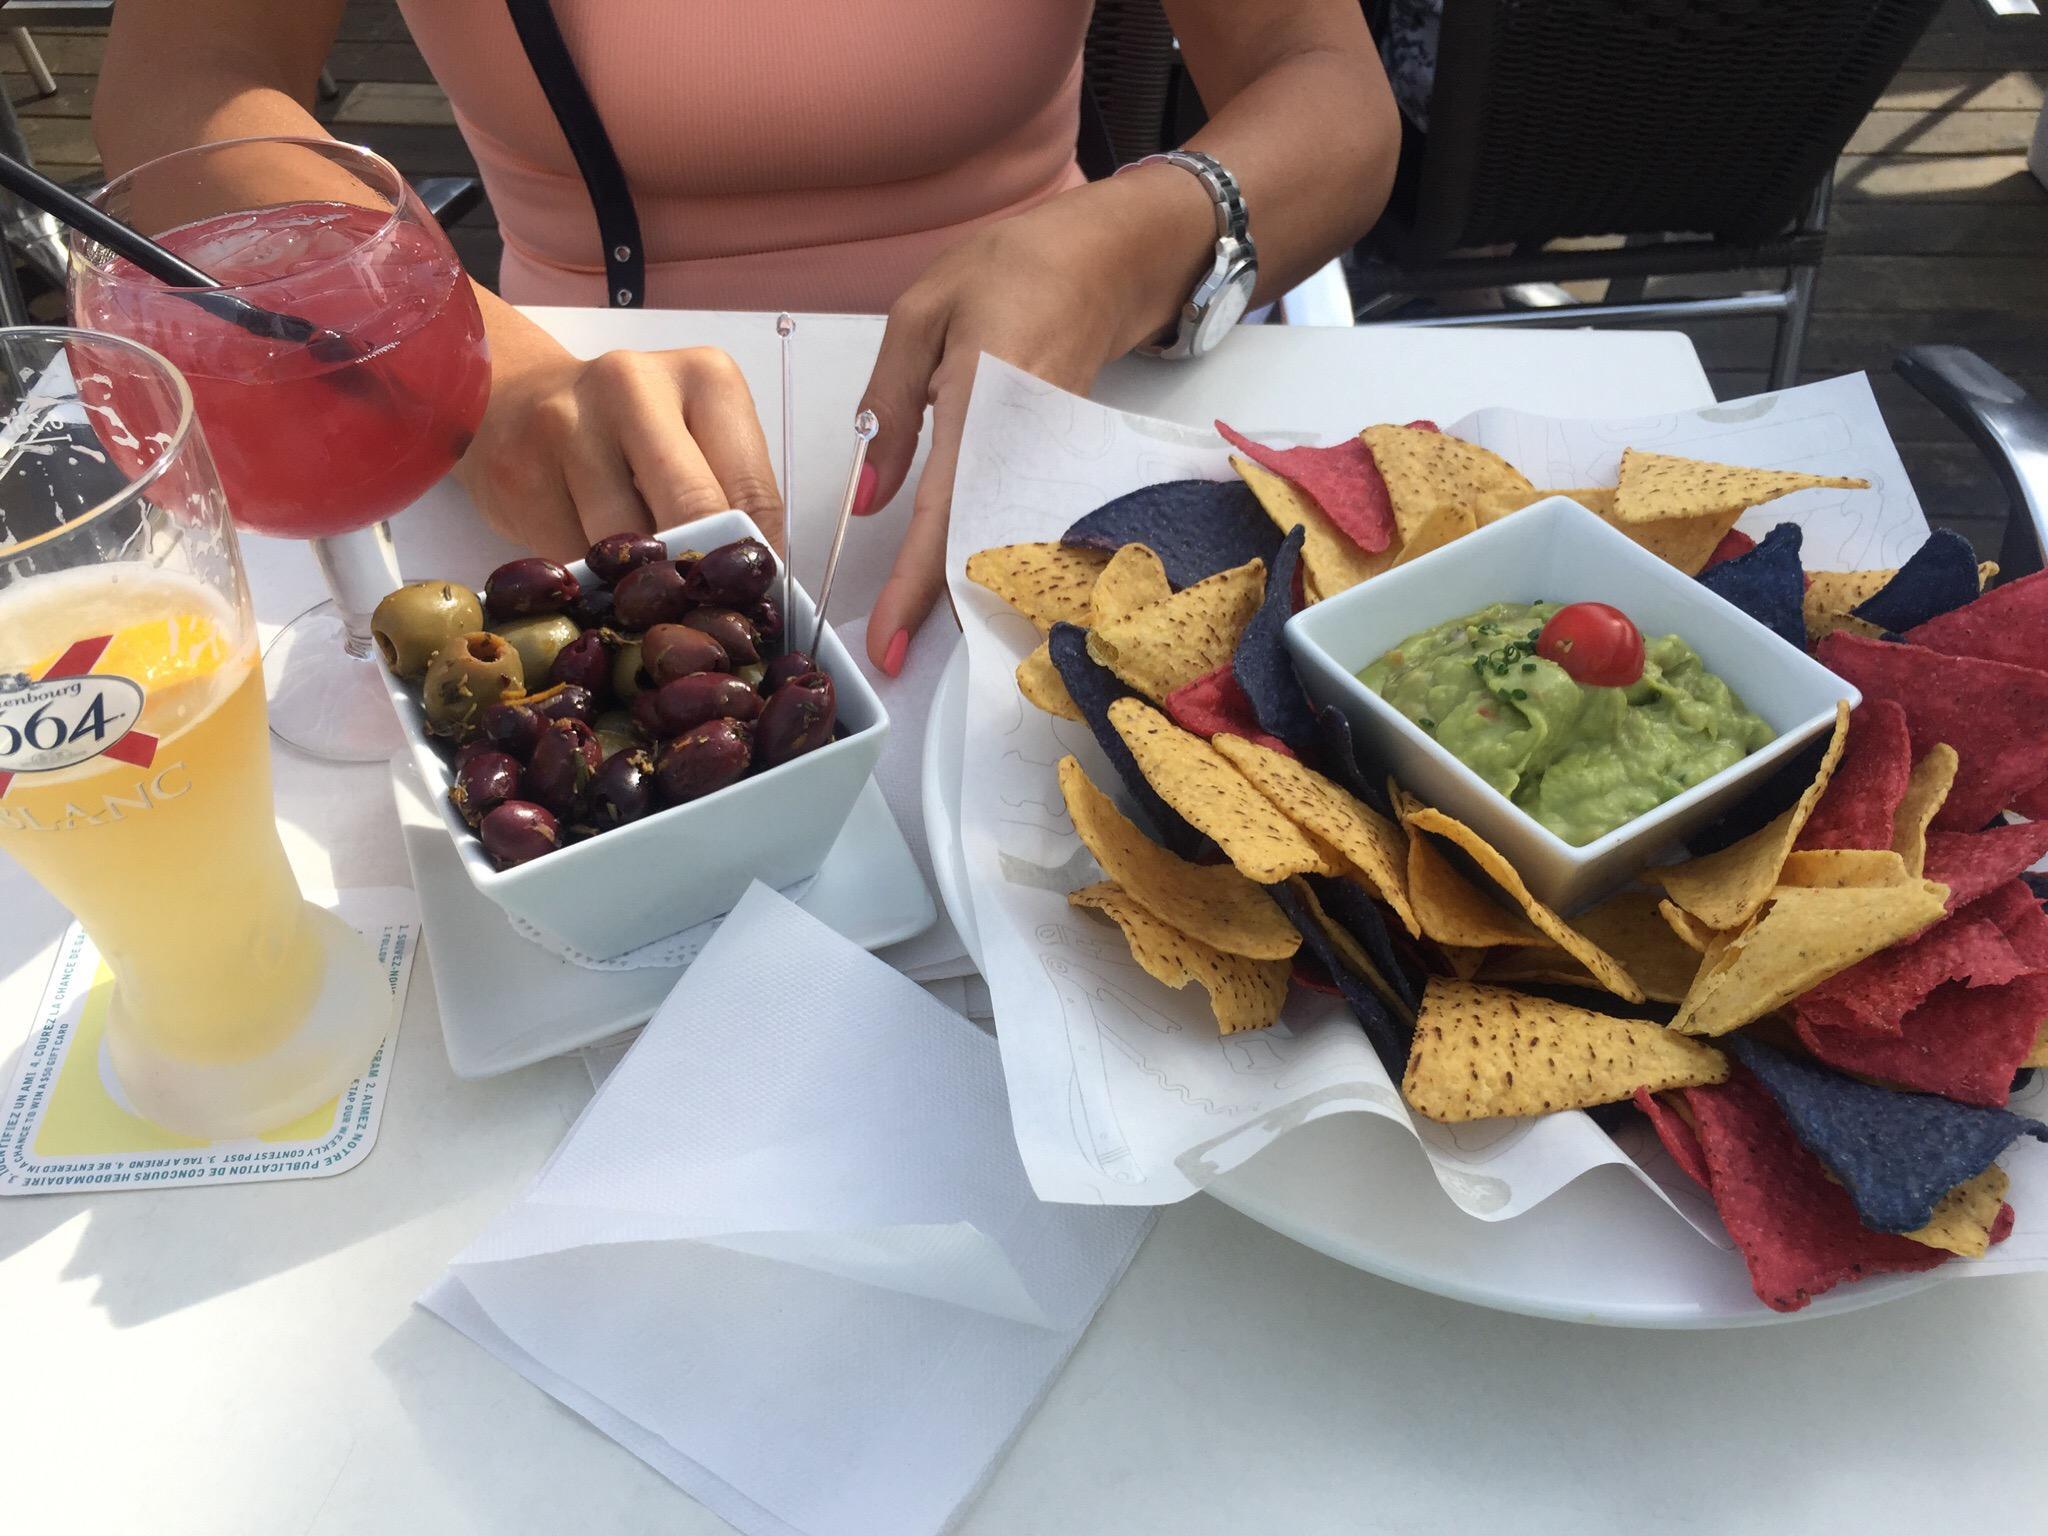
[424,882,1150,1536]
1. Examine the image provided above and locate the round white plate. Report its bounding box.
[923,641,1946,1327]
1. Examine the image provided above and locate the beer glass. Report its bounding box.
[0,327,387,1139]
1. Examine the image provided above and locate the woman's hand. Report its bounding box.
[856,170,1214,674]
[458,306,785,565]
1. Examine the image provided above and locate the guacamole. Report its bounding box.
[1360,601,1774,846]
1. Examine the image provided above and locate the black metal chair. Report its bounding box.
[1356,0,1952,387]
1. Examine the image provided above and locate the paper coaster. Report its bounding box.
[0,887,419,1195]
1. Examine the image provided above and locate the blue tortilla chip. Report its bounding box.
[1852,528,1982,633]
[1061,479,1283,591]
[1688,729,1838,856]
[1231,525,1318,753]
[1696,521,1805,650]
[1047,622,1212,861]
[1266,880,1407,1075]
[1725,1036,2048,1234]
[1311,704,1394,819]
[1305,872,1421,1010]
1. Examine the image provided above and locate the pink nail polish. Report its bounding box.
[853,462,880,516]
[882,627,910,678]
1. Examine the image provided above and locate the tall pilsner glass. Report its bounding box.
[0,328,387,1138]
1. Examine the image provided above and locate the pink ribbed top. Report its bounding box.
[395,0,1091,313]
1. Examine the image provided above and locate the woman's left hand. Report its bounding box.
[855,172,1211,675]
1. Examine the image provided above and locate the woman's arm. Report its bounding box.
[856,0,1398,672]
[94,0,781,560]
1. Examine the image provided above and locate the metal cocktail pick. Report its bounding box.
[809,409,879,657]
[775,312,797,634]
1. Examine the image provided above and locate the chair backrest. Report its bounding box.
[1082,0,1180,172]
[1399,0,1944,256]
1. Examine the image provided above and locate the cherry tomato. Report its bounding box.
[1700,528,1756,571]
[1537,602,1645,688]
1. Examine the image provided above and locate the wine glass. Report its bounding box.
[67,136,491,762]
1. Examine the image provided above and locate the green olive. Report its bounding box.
[496,614,581,683]
[421,632,525,739]
[592,709,639,759]
[372,580,484,679]
[611,638,652,702]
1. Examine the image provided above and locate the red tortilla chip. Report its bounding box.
[1817,632,2048,831]
[1165,664,1297,758]
[1797,701,1912,852]
[1967,879,2048,967]
[1633,1086,1710,1189]
[1794,915,2031,1034]
[2009,776,2048,820]
[1702,529,1758,572]
[1216,421,1395,554]
[1904,567,2048,672]
[1923,821,2048,910]
[1682,1073,1948,1313]
[1404,419,1441,433]
[1795,970,2048,1108]
[1992,1203,2017,1244]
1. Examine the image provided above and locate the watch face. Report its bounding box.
[1193,266,1255,355]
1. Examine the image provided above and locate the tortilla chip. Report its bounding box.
[1211,734,1419,937]
[1655,701,1851,929]
[1904,564,2048,672]
[1057,756,1299,959]
[1402,979,1727,1123]
[1794,913,2029,1035]
[1697,522,1806,650]
[1798,700,1912,853]
[1853,528,1984,633]
[1061,479,1281,590]
[1285,877,1414,1024]
[1232,453,1390,599]
[965,542,1109,630]
[1670,879,1952,1036]
[1393,788,1547,949]
[1216,421,1396,554]
[1016,642,1081,720]
[1107,699,1336,883]
[1165,664,1294,757]
[1776,849,1911,888]
[1086,557,1264,702]
[1604,504,1747,576]
[1795,968,2048,1109]
[1555,486,1618,517]
[1567,888,1706,1004]
[1070,881,1292,1034]
[2029,1022,2048,1069]
[1362,423,1520,563]
[1892,744,1959,878]
[1613,449,1867,524]
[1268,881,1409,1072]
[1659,898,1721,954]
[1804,569,1893,643]
[1904,1166,2011,1258]
[1441,943,1491,980]
[1231,526,1319,751]
[1923,821,2048,910]
[1091,543,1172,626]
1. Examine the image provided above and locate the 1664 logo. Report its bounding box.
[0,635,157,796]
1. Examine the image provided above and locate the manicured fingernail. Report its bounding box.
[882,627,910,678]
[852,462,880,517]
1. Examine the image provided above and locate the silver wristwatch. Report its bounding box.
[1119,149,1257,360]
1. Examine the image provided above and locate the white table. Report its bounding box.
[6,313,2044,1536]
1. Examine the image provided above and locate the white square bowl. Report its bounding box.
[381,511,888,957]
[1284,497,1857,914]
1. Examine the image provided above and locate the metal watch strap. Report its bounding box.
[1127,150,1251,247]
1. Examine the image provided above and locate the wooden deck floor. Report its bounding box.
[9,0,2044,553]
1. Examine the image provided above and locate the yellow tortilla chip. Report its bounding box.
[1086,557,1263,702]
[1232,454,1390,598]
[1902,1166,2010,1259]
[1397,790,1546,949]
[1614,449,1868,524]
[1804,564,1997,644]
[1602,504,1746,576]
[1654,701,1851,929]
[1472,487,1539,527]
[964,542,1109,630]
[1670,879,1951,1036]
[1285,877,1415,1023]
[1892,743,1959,880]
[1402,979,1728,1123]
[1399,802,1646,1003]
[1092,543,1172,626]
[1658,897,1721,954]
[1210,734,1420,937]
[1070,881,1291,1034]
[1016,642,1080,720]
[1363,424,1527,564]
[1441,943,1491,980]
[1554,486,1618,517]
[1107,698,1337,883]
[1058,756,1299,960]
[1776,848,1910,889]
[2026,1018,2048,1070]
[1567,888,1704,1003]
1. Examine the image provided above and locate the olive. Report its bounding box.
[632,673,763,738]
[586,532,669,585]
[451,739,495,775]
[479,800,560,867]
[734,661,767,690]
[592,709,639,759]
[421,633,525,739]
[655,719,754,804]
[496,613,581,683]
[684,537,777,607]
[480,700,545,760]
[612,560,692,630]
[524,717,604,815]
[581,747,656,830]
[567,585,616,630]
[745,596,783,645]
[756,671,837,767]
[642,622,728,685]
[761,650,817,694]
[371,580,483,679]
[527,682,598,727]
[548,630,613,697]
[683,607,760,666]
[611,638,652,701]
[484,557,580,622]
[450,750,523,826]
[674,550,704,586]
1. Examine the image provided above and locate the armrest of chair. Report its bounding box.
[1975,1,2040,17]
[1896,346,2048,581]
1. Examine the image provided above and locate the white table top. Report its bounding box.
[8,312,2043,1536]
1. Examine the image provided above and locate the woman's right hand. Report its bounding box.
[458,308,784,564]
